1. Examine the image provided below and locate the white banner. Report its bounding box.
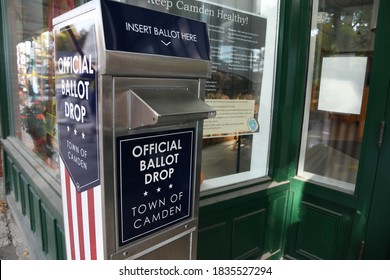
[2,260,389,280]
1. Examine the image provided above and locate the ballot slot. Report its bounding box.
[129,87,216,129]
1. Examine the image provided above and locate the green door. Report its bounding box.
[285,0,390,259]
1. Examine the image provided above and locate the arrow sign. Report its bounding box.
[161,40,172,46]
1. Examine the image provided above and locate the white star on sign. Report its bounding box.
[74,129,77,135]
[157,187,161,193]
[143,191,148,197]
[67,126,70,132]
[82,132,85,139]
[169,184,173,189]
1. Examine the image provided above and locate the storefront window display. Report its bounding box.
[4,0,85,172]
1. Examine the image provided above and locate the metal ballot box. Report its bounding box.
[53,0,215,260]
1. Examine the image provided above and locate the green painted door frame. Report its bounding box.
[363,0,390,258]
[269,0,311,183]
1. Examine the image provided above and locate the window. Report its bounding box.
[3,0,86,173]
[298,0,378,192]
[200,0,279,191]
[4,0,279,192]
[142,0,280,191]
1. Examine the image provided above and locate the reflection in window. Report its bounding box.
[298,0,377,192]
[6,0,84,171]
[17,32,57,168]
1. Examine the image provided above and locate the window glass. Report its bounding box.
[5,0,85,172]
[298,0,377,192]
[138,0,280,191]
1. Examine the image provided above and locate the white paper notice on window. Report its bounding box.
[318,56,368,115]
[203,99,257,137]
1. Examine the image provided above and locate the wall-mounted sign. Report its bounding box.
[117,129,195,246]
[203,99,258,136]
[55,18,100,193]
[101,0,210,60]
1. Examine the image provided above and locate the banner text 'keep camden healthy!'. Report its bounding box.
[147,0,250,26]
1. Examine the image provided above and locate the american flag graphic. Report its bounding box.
[60,160,104,260]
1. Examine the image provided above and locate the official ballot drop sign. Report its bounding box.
[117,129,195,245]
[55,17,100,193]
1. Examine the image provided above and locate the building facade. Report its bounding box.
[1,0,389,259]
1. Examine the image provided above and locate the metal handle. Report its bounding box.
[378,121,385,149]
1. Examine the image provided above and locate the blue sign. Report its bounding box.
[117,129,195,245]
[101,0,210,60]
[55,19,100,192]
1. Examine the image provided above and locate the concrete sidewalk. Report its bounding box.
[0,179,31,260]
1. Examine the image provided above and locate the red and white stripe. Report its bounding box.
[60,160,104,260]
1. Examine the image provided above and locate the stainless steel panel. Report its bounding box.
[110,219,198,259]
[101,75,115,258]
[136,233,193,260]
[104,51,212,78]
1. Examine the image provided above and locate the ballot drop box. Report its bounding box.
[53,0,215,260]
